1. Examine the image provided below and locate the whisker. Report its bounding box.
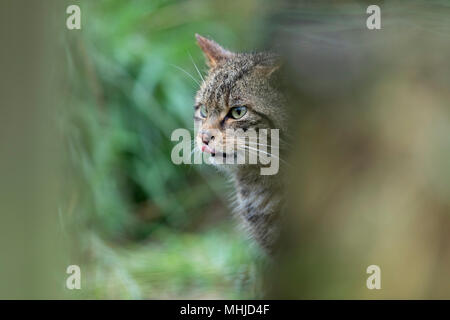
[188,52,204,83]
[232,136,289,147]
[169,64,200,86]
[239,145,291,167]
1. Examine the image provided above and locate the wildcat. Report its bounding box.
[193,34,287,253]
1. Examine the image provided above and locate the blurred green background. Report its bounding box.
[64,0,272,299]
[1,0,449,300]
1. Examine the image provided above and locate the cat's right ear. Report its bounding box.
[195,34,234,68]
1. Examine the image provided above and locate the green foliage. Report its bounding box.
[79,226,258,299]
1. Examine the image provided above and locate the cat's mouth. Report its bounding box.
[201,144,236,159]
[212,151,235,158]
[201,144,214,154]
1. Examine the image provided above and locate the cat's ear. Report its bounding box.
[195,34,234,68]
[255,56,282,78]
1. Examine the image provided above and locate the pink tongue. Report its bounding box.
[201,145,215,154]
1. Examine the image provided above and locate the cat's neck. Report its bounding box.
[232,166,278,187]
[229,165,283,253]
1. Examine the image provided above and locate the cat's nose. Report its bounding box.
[201,131,214,145]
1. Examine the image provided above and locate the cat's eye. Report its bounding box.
[200,105,208,118]
[230,106,247,119]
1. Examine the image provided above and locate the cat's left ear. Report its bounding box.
[195,34,234,68]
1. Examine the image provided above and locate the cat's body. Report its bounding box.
[194,34,287,253]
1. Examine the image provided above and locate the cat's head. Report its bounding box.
[194,34,285,169]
